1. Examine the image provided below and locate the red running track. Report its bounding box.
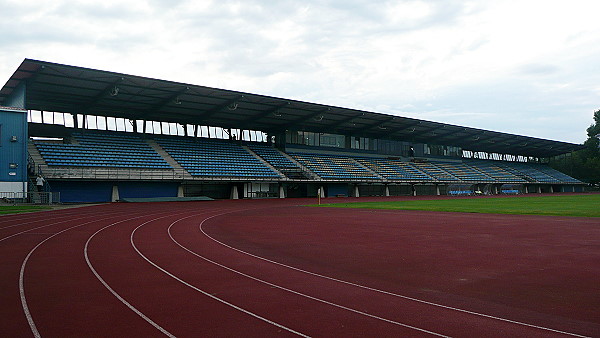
[1,197,599,337]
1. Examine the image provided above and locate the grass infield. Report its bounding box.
[315,194,600,217]
[0,205,52,215]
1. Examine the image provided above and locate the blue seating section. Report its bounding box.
[528,164,582,183]
[156,137,280,178]
[356,158,432,181]
[35,132,171,169]
[466,160,527,183]
[32,130,581,184]
[432,161,494,182]
[412,162,460,182]
[247,143,299,169]
[291,153,379,180]
[496,162,560,183]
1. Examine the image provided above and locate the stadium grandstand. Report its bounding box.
[0,59,586,202]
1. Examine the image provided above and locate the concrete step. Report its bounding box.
[145,139,194,179]
[242,146,287,179]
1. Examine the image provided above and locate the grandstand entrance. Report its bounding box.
[284,183,308,198]
[243,182,279,198]
[183,182,232,200]
[387,184,413,196]
[415,184,437,196]
[357,184,386,197]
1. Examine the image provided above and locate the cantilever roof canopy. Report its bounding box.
[0,59,583,158]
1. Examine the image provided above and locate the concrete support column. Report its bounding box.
[177,184,184,197]
[550,186,554,193]
[435,184,440,196]
[111,185,119,202]
[385,185,390,197]
[279,185,285,198]
[412,184,417,196]
[230,185,239,199]
[524,185,529,194]
[72,113,79,129]
[319,186,326,198]
[353,185,360,198]
[537,186,542,194]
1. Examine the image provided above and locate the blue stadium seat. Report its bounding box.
[34,132,172,169]
[156,137,280,178]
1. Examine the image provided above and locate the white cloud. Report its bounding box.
[1,0,599,144]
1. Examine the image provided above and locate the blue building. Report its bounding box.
[0,107,28,193]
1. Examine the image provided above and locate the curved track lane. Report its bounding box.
[1,198,598,337]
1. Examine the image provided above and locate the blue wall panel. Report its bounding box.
[118,182,178,199]
[327,183,349,197]
[50,181,113,203]
[4,82,26,109]
[0,108,28,183]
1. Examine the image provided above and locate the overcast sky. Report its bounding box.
[1,0,599,144]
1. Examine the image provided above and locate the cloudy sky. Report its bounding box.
[1,0,599,144]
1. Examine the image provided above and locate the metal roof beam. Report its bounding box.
[282,107,331,130]
[191,94,245,122]
[74,77,124,114]
[386,121,427,137]
[335,114,390,134]
[132,86,190,119]
[323,113,366,131]
[241,101,290,124]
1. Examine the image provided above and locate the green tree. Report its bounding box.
[551,109,600,185]
[584,109,600,154]
[550,110,600,184]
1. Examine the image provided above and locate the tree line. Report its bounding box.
[549,109,600,186]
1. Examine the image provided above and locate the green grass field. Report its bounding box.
[0,205,52,215]
[316,194,600,217]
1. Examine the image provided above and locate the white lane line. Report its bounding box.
[19,214,131,338]
[130,213,311,338]
[198,210,592,338]
[0,209,121,230]
[85,213,179,338]
[1,210,134,243]
[167,215,448,337]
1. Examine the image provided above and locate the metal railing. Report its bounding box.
[41,167,190,181]
[0,191,61,205]
[39,167,287,182]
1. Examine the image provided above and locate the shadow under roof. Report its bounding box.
[0,58,583,158]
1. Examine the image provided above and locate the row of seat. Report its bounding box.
[291,153,380,180]
[36,145,160,157]
[466,160,527,183]
[247,144,298,169]
[156,137,280,178]
[356,158,431,181]
[33,133,581,184]
[35,132,171,169]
